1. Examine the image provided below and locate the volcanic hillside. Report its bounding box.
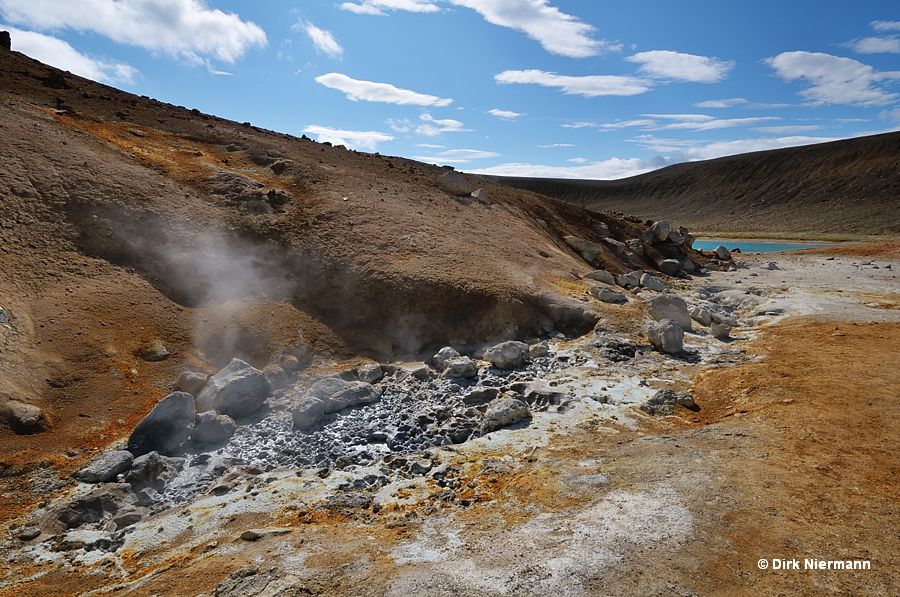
[490,132,900,237]
[0,47,709,462]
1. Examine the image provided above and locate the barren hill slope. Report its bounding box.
[489,132,900,237]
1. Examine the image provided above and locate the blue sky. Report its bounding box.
[2,0,899,179]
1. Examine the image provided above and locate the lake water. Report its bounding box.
[693,239,831,253]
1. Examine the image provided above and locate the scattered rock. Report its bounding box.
[713,245,732,260]
[128,391,196,457]
[639,273,666,292]
[647,319,684,354]
[604,237,628,256]
[471,188,491,204]
[0,305,8,323]
[690,307,712,327]
[666,229,685,245]
[658,259,682,276]
[432,347,461,371]
[765,261,779,270]
[125,451,174,488]
[113,507,146,530]
[73,450,134,484]
[484,341,529,369]
[528,342,549,359]
[616,270,643,288]
[175,371,207,396]
[710,322,732,340]
[650,220,670,243]
[325,492,373,510]
[357,363,383,383]
[304,378,381,414]
[590,285,628,304]
[442,356,478,379]
[482,397,532,433]
[644,294,693,331]
[136,339,170,361]
[17,527,41,541]
[291,396,326,429]
[625,238,644,256]
[584,269,615,285]
[0,31,10,51]
[239,527,291,541]
[0,398,48,434]
[640,388,696,415]
[191,411,237,444]
[591,221,611,236]
[263,364,291,390]
[196,359,273,419]
[563,236,604,262]
[435,171,470,196]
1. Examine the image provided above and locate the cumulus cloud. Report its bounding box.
[293,19,343,58]
[411,148,501,163]
[694,98,748,108]
[495,69,651,97]
[0,0,267,63]
[340,0,440,15]
[315,73,453,106]
[488,108,524,120]
[765,51,900,106]
[625,50,735,83]
[4,26,137,84]
[302,125,394,150]
[447,0,612,58]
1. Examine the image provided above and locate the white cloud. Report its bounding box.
[567,157,589,163]
[315,73,452,106]
[844,36,900,54]
[495,69,651,97]
[674,135,841,161]
[469,157,663,180]
[447,0,612,58]
[625,50,735,83]
[562,122,598,129]
[751,125,825,134]
[538,143,575,148]
[765,51,900,106]
[416,113,470,136]
[302,125,393,150]
[646,114,780,131]
[872,20,900,32]
[293,20,343,58]
[339,0,440,15]
[412,148,501,163]
[488,108,524,120]
[595,119,656,130]
[693,98,748,108]
[4,26,137,84]
[880,108,900,121]
[0,0,266,63]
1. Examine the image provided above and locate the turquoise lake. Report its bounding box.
[692,240,831,253]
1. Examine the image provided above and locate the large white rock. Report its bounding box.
[482,397,532,433]
[640,273,666,292]
[435,171,470,196]
[584,269,615,285]
[644,294,693,331]
[647,319,684,354]
[442,356,478,379]
[196,359,273,419]
[590,284,628,304]
[484,341,529,370]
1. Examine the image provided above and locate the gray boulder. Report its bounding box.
[617,270,643,288]
[678,257,696,273]
[647,319,684,354]
[644,294,693,331]
[484,341,529,369]
[196,359,273,419]
[127,391,195,457]
[625,238,644,256]
[471,188,491,205]
[528,342,549,358]
[713,245,732,260]
[690,307,713,327]
[590,285,628,304]
[563,236,604,261]
[639,273,666,292]
[666,229,685,245]
[435,171,470,196]
[175,371,207,396]
[0,305,8,323]
[604,237,628,256]
[191,411,237,444]
[482,397,532,433]
[263,364,290,390]
[640,388,696,416]
[432,346,461,371]
[305,378,381,413]
[124,451,174,488]
[442,356,478,379]
[591,221,611,236]
[291,396,326,429]
[658,259,682,276]
[709,322,732,340]
[73,450,134,484]
[584,269,615,285]
[0,398,48,434]
[650,220,670,242]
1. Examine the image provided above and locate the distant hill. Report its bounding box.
[486,133,900,238]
